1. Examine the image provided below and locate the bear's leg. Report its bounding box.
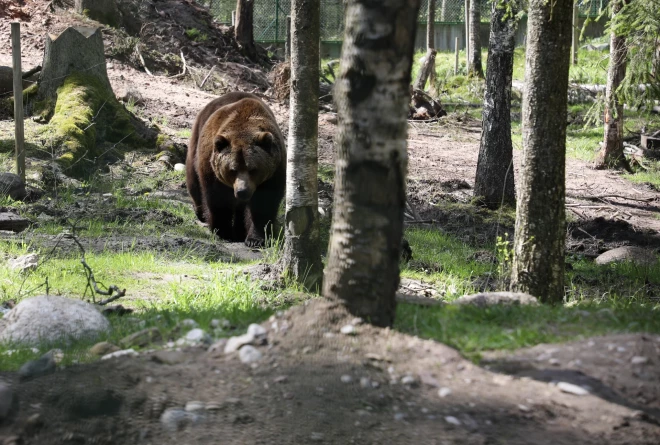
[203,183,236,241]
[245,188,282,248]
[233,202,248,242]
[186,163,205,222]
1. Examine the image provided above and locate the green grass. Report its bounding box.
[395,298,660,362]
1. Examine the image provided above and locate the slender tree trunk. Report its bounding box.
[474,0,517,209]
[468,0,484,78]
[279,0,323,291]
[323,0,420,327]
[235,0,256,58]
[464,0,470,67]
[510,0,573,303]
[427,0,437,92]
[441,0,447,21]
[595,0,629,169]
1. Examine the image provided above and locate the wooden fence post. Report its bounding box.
[572,1,579,65]
[285,15,291,62]
[11,22,25,184]
[454,37,459,75]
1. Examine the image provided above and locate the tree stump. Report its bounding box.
[413,48,437,91]
[74,0,121,27]
[37,27,112,105]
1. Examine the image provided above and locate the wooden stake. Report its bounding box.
[231,10,236,27]
[11,22,25,184]
[454,36,459,75]
[572,1,579,65]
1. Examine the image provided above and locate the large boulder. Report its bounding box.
[0,295,110,346]
[595,246,658,267]
[0,172,27,201]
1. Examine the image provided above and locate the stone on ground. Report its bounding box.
[8,254,39,273]
[0,295,110,346]
[452,292,538,307]
[595,246,658,267]
[0,173,27,201]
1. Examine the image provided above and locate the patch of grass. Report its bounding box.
[185,28,208,43]
[177,129,192,139]
[395,298,660,362]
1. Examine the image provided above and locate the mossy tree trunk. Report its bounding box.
[322,0,420,327]
[279,0,323,291]
[595,0,629,170]
[510,0,573,303]
[468,0,484,78]
[474,0,517,209]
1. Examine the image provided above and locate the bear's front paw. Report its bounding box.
[245,236,265,248]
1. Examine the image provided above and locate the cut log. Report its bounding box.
[0,213,30,233]
[641,134,660,150]
[37,27,112,104]
[413,48,437,91]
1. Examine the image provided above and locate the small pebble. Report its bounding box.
[438,387,452,398]
[631,356,648,365]
[310,432,324,441]
[557,381,589,396]
[394,412,406,421]
[0,382,14,420]
[247,323,267,338]
[18,353,57,381]
[340,324,356,335]
[238,345,262,364]
[185,401,206,412]
[360,377,371,388]
[518,404,531,412]
[445,416,462,426]
[340,375,353,384]
[401,375,416,386]
[205,402,222,411]
[274,375,288,383]
[101,349,139,360]
[174,163,186,172]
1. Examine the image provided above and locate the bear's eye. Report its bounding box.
[214,135,229,152]
[255,132,273,152]
[229,168,238,175]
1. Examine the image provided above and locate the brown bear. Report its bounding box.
[186,92,286,247]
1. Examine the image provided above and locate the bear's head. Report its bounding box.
[207,100,284,202]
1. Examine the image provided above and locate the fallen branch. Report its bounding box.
[199,65,216,88]
[567,193,656,203]
[169,50,188,79]
[22,65,42,79]
[135,45,153,77]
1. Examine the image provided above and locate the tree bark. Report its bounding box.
[510,0,573,303]
[474,0,517,209]
[468,0,484,78]
[75,0,120,27]
[279,0,323,291]
[235,0,256,58]
[323,0,420,327]
[413,48,437,91]
[595,0,628,169]
[427,0,435,49]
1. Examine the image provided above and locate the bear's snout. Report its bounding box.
[234,175,254,202]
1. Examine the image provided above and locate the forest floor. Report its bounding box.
[1,1,660,444]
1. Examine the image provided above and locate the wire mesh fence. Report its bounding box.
[197,0,607,44]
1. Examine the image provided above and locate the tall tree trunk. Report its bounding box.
[595,0,629,169]
[468,0,484,78]
[464,0,470,68]
[235,0,256,58]
[510,0,573,303]
[279,0,323,291]
[323,0,420,327]
[427,0,437,92]
[441,0,447,21]
[474,0,517,209]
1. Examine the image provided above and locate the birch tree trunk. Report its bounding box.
[474,0,517,209]
[468,0,484,78]
[510,0,573,303]
[279,0,323,291]
[595,0,628,169]
[323,0,420,327]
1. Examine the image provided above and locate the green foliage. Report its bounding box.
[185,28,208,42]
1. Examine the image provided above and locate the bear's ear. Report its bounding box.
[255,132,274,153]
[214,135,230,152]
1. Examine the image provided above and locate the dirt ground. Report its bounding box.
[1,1,660,444]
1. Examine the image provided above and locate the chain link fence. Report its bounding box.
[196,0,607,44]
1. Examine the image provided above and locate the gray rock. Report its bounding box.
[0,382,14,421]
[340,324,356,335]
[207,338,228,355]
[183,328,211,345]
[445,416,461,426]
[120,328,162,348]
[438,387,452,398]
[238,345,262,364]
[101,349,139,360]
[185,401,206,412]
[340,375,353,384]
[160,408,202,432]
[557,381,589,396]
[0,296,110,346]
[173,163,186,172]
[452,292,538,307]
[595,247,658,267]
[224,333,255,354]
[179,319,198,329]
[0,172,27,201]
[152,350,186,365]
[89,341,120,356]
[631,356,649,365]
[247,323,267,338]
[18,352,56,381]
[8,254,39,272]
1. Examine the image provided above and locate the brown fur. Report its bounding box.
[186,92,286,247]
